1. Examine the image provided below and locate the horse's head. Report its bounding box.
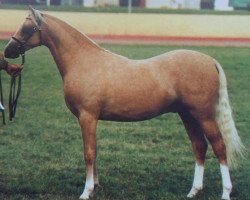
[4,7,44,59]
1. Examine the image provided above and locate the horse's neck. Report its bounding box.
[42,14,103,77]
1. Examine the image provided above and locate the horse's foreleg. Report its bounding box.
[179,112,208,198]
[78,112,98,200]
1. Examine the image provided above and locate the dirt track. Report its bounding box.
[1,31,250,47]
[90,34,250,47]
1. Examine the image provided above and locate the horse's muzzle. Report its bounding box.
[4,40,21,59]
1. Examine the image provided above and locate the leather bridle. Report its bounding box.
[11,17,42,59]
[7,17,42,122]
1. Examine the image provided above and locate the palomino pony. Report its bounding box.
[4,8,244,200]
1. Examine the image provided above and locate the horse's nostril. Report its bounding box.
[4,46,20,59]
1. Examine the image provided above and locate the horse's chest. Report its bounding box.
[63,87,80,116]
[63,81,101,116]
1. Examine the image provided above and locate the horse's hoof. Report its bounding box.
[79,190,94,200]
[222,194,231,200]
[79,195,88,200]
[79,193,89,200]
[221,187,231,200]
[187,187,202,198]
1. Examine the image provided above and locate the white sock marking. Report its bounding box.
[187,162,204,198]
[220,164,232,200]
[80,171,94,200]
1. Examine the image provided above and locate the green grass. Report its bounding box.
[0,4,250,15]
[0,41,249,200]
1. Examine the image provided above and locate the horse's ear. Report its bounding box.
[28,6,44,26]
[28,5,34,12]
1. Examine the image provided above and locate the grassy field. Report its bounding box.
[0,41,249,200]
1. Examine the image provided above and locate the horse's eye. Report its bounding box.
[21,25,32,35]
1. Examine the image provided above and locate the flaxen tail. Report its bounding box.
[214,60,245,168]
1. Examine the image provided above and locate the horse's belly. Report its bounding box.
[99,109,162,122]
[99,96,177,122]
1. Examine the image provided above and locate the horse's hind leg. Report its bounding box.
[199,118,232,200]
[179,111,208,198]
